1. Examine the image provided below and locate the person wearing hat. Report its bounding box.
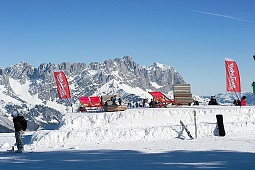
[11,110,27,153]
[241,96,247,106]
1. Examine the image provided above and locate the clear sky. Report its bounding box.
[0,0,255,96]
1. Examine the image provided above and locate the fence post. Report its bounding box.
[194,110,197,138]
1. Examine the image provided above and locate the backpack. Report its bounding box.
[21,116,27,131]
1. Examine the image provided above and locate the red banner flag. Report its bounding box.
[53,69,71,99]
[225,58,241,99]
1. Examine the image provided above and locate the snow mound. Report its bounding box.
[30,106,255,150]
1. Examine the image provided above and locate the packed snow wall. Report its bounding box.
[30,106,255,149]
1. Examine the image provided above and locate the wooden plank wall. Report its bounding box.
[173,84,193,105]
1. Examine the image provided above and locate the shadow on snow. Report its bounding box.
[0,149,255,169]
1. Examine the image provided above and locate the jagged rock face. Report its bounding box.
[78,56,185,95]
[1,56,186,101]
[0,56,186,131]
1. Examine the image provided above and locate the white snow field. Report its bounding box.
[1,106,255,169]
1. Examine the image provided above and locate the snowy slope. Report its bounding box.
[93,79,153,100]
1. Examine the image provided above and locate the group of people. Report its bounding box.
[233,96,247,106]
[109,95,122,106]
[208,95,247,106]
[149,98,160,108]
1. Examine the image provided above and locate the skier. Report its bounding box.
[11,110,27,153]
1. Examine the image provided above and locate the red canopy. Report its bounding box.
[79,96,102,107]
[148,91,176,104]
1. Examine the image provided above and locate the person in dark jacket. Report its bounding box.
[11,111,27,153]
[118,97,122,106]
[233,99,241,106]
[208,96,218,105]
[111,95,117,105]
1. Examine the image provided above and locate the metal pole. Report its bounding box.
[194,110,197,138]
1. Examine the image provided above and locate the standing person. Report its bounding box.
[241,96,247,106]
[118,97,122,106]
[11,111,27,153]
[233,99,241,106]
[111,95,117,105]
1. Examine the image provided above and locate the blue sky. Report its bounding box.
[0,0,255,96]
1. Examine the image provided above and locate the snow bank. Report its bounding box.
[30,106,255,150]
